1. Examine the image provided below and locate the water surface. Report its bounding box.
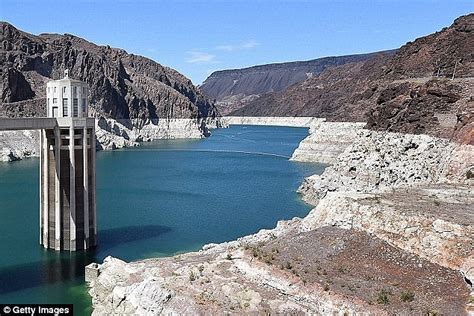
[0,125,324,314]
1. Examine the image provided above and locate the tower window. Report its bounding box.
[63,87,66,93]
[63,98,68,117]
[82,98,86,114]
[53,98,57,104]
[73,98,79,117]
[54,87,56,93]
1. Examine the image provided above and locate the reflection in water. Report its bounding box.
[0,225,171,295]
[0,251,94,295]
[39,251,96,287]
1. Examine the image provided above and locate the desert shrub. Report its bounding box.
[189,271,196,282]
[376,289,391,305]
[400,290,415,302]
[466,169,474,179]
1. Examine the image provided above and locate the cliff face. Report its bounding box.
[232,14,474,144]
[0,21,220,126]
[200,52,393,114]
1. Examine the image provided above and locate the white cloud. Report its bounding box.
[215,40,260,52]
[215,44,234,51]
[185,51,217,64]
[241,40,260,49]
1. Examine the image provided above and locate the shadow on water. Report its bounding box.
[0,225,171,295]
[96,224,172,253]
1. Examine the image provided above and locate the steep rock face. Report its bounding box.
[0,68,35,102]
[233,14,474,144]
[290,121,366,163]
[366,78,473,143]
[297,130,473,203]
[385,14,474,79]
[200,51,393,114]
[0,22,222,143]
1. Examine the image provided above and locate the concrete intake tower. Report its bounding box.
[0,70,97,251]
[41,70,97,251]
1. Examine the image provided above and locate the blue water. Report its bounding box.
[0,125,324,314]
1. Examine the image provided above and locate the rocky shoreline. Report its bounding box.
[85,121,474,315]
[0,116,225,162]
[94,116,224,151]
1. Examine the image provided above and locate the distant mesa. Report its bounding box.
[200,50,396,115]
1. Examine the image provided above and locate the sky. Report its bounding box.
[0,0,472,84]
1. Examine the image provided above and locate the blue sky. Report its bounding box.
[1,0,472,84]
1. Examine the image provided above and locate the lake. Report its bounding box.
[0,125,324,314]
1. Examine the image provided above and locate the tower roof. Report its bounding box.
[47,69,86,85]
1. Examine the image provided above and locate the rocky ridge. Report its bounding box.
[86,123,473,315]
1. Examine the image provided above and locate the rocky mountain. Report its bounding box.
[0,21,221,130]
[233,14,474,144]
[200,51,394,114]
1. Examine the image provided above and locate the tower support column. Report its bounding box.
[83,127,90,249]
[91,125,97,246]
[54,126,61,250]
[40,129,49,248]
[69,125,77,251]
